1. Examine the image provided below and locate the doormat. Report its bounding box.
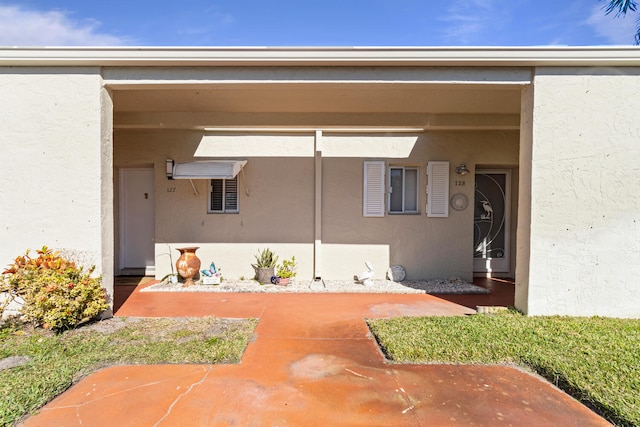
[141,277,490,295]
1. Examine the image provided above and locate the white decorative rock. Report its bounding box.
[387,265,406,282]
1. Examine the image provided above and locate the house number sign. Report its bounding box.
[454,180,466,186]
[167,187,176,192]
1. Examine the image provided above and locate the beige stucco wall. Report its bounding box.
[321,132,519,280]
[522,68,640,318]
[114,130,316,280]
[115,129,518,282]
[0,68,114,307]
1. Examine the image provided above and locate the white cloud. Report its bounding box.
[439,0,497,44]
[586,4,637,44]
[0,4,129,46]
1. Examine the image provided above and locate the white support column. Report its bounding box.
[100,85,115,315]
[314,130,323,279]
[515,84,533,315]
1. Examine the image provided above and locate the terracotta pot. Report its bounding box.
[176,247,201,287]
[278,277,290,286]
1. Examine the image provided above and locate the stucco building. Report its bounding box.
[1,47,638,317]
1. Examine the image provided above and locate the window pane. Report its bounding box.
[225,177,238,211]
[389,168,403,212]
[210,179,223,211]
[404,168,418,212]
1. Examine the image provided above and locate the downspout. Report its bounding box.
[314,130,322,279]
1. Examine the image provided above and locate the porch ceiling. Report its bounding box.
[112,82,523,130]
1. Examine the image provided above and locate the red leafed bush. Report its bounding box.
[1,246,109,330]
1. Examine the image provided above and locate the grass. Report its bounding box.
[0,316,257,426]
[367,311,640,427]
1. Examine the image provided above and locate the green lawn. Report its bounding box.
[368,311,640,427]
[0,317,257,426]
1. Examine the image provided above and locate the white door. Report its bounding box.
[120,168,155,273]
[473,170,510,275]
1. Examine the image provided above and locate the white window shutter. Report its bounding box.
[427,161,449,217]
[363,161,385,217]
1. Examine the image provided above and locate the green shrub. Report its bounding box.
[277,256,297,279]
[1,246,109,330]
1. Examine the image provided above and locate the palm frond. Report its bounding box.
[603,0,638,16]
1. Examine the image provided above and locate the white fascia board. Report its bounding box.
[1,46,640,67]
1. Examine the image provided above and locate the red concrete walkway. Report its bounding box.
[24,283,611,426]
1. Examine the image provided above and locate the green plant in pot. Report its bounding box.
[252,248,278,284]
[276,256,297,286]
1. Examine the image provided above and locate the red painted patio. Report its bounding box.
[23,279,611,426]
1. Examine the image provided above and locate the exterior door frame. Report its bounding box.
[119,167,155,275]
[473,169,511,276]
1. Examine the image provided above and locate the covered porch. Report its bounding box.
[111,64,523,289]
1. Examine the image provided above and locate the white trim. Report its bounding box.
[2,46,640,67]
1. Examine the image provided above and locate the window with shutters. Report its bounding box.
[209,177,239,213]
[388,166,419,214]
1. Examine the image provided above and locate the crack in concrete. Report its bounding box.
[75,404,82,425]
[153,366,214,427]
[47,378,182,410]
[401,404,415,414]
[344,367,373,380]
[396,386,416,413]
[42,369,211,426]
[395,383,419,419]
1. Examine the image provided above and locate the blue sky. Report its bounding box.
[0,1,637,46]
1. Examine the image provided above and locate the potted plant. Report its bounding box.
[252,248,278,284]
[276,256,297,286]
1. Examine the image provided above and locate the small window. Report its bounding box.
[209,177,238,213]
[389,166,419,214]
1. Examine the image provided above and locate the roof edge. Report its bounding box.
[1,46,640,67]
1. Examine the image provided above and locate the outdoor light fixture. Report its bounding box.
[166,159,174,179]
[455,163,470,175]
